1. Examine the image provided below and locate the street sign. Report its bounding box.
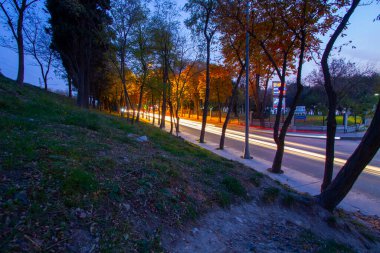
[295,115,307,120]
[272,81,287,96]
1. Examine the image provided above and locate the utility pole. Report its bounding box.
[243,1,252,159]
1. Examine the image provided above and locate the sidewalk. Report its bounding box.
[169,127,378,216]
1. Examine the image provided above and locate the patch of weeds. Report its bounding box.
[221,159,235,169]
[111,119,134,132]
[184,202,198,220]
[222,176,246,196]
[117,135,138,146]
[153,161,169,171]
[93,157,117,171]
[99,221,132,251]
[203,167,216,176]
[216,191,231,207]
[261,187,280,203]
[105,182,123,202]
[317,240,355,253]
[250,172,264,187]
[137,232,163,253]
[167,168,179,178]
[62,168,98,196]
[298,229,354,253]
[138,177,154,190]
[282,183,297,193]
[29,203,43,219]
[351,220,378,243]
[326,216,337,227]
[281,193,296,207]
[299,229,318,243]
[63,112,101,131]
[350,219,366,229]
[359,230,377,243]
[153,161,179,178]
[31,189,47,202]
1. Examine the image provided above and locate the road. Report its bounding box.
[170,117,380,199]
[144,114,380,211]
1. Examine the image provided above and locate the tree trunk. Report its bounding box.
[152,93,155,125]
[176,108,180,136]
[321,0,360,192]
[251,74,260,125]
[16,9,25,86]
[169,100,174,134]
[269,55,287,173]
[200,39,211,143]
[318,99,380,211]
[260,76,270,127]
[270,25,306,173]
[136,78,145,123]
[158,96,161,126]
[220,66,244,149]
[160,53,168,129]
[68,77,72,98]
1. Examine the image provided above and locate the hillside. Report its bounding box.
[0,75,379,253]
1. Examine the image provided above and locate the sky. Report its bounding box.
[0,2,379,92]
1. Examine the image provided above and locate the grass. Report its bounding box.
[261,187,280,203]
[298,229,355,253]
[281,193,296,207]
[1,75,376,252]
[250,172,264,187]
[293,115,362,126]
[0,75,260,252]
[222,176,246,197]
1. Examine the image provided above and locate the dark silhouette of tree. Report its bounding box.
[0,0,39,86]
[184,0,218,143]
[47,0,111,108]
[109,0,144,121]
[151,0,178,129]
[24,10,53,91]
[320,0,360,192]
[318,97,380,211]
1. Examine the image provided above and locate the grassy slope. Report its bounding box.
[0,75,262,252]
[0,75,378,253]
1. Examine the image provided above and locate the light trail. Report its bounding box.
[179,117,380,177]
[142,113,380,177]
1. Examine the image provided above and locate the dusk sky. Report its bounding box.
[0,3,379,93]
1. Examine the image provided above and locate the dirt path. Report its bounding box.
[162,198,380,253]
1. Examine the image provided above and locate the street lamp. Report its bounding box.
[243,1,252,159]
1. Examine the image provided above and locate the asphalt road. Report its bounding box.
[172,118,380,202]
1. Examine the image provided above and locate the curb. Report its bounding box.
[339,136,363,141]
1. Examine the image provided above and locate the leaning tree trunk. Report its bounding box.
[269,64,287,173]
[200,39,211,143]
[270,30,306,173]
[318,98,380,211]
[321,0,360,192]
[220,67,244,150]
